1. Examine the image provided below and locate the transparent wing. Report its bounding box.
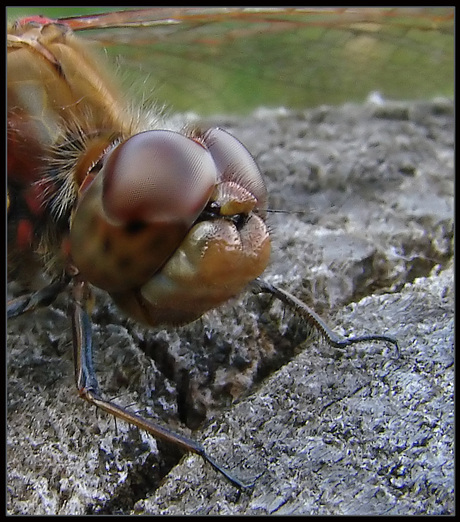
[7,7,454,114]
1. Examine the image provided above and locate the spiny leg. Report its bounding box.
[252,278,399,353]
[71,280,252,490]
[7,276,71,319]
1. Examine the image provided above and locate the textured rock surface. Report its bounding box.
[7,99,453,514]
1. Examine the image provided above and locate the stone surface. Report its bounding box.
[136,264,454,515]
[7,99,453,515]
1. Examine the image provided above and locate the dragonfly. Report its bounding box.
[6,7,452,490]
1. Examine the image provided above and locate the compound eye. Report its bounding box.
[102,130,217,226]
[70,130,218,292]
[202,128,268,212]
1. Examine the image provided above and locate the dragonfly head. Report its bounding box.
[70,127,270,325]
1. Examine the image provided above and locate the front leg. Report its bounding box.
[70,280,252,490]
[251,278,399,352]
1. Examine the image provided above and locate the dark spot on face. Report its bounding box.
[125,220,147,234]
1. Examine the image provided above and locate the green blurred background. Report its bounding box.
[7,7,454,116]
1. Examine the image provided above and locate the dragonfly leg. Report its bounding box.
[7,276,70,319]
[252,278,399,354]
[70,280,252,490]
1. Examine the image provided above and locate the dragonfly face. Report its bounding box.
[71,127,270,325]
